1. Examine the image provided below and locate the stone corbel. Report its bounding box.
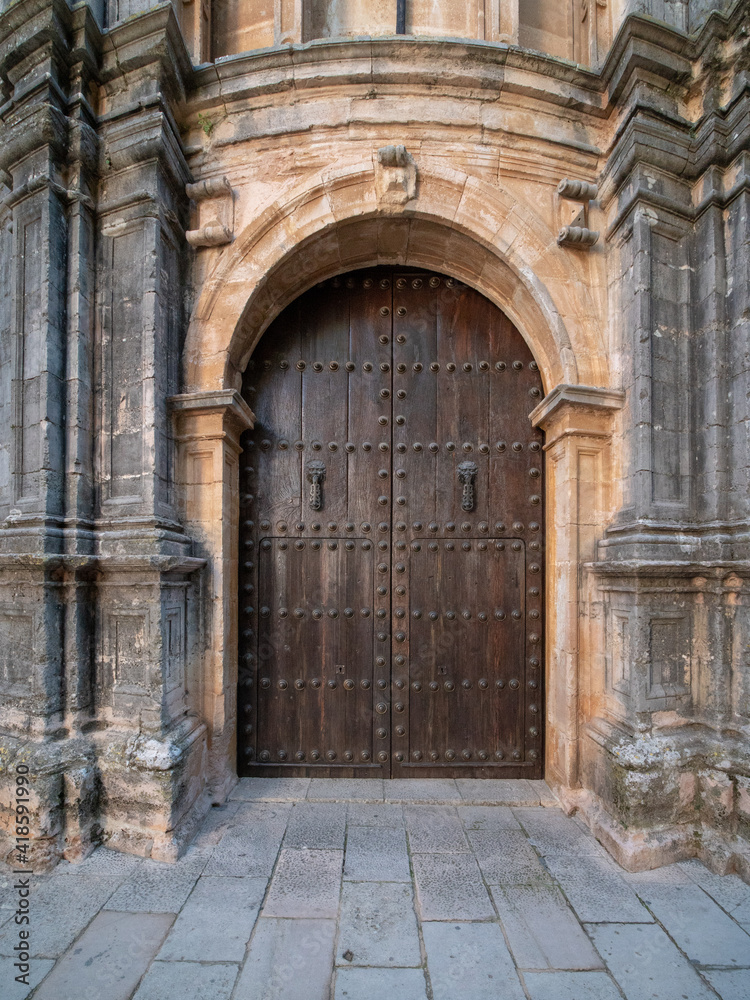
[556,177,599,250]
[374,145,417,209]
[185,175,235,248]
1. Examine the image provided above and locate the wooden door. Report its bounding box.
[238,269,544,778]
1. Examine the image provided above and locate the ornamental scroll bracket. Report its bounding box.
[556,177,599,250]
[457,461,478,512]
[185,175,235,248]
[306,461,326,511]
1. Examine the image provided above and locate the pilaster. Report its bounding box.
[531,385,624,790]
[171,390,255,800]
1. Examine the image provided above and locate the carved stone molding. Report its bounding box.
[374,145,417,208]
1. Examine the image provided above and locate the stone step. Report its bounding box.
[230,776,559,807]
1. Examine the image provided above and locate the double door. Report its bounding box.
[238,269,544,778]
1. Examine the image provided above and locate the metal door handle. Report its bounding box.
[306,461,326,510]
[457,461,478,512]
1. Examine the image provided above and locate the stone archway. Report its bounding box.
[171,161,623,805]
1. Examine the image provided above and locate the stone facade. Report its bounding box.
[0,0,749,878]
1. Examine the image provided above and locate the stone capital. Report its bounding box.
[530,384,624,449]
[169,390,255,451]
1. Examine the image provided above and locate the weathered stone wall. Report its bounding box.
[0,0,748,879]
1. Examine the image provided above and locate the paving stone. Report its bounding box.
[467,830,554,885]
[512,808,605,856]
[619,863,693,887]
[235,917,336,1000]
[491,884,604,970]
[631,882,750,967]
[702,968,750,1000]
[405,806,470,852]
[678,860,750,927]
[0,956,53,1000]
[202,804,289,877]
[384,779,461,803]
[334,967,428,1000]
[104,846,211,913]
[544,853,652,922]
[307,778,384,801]
[337,881,421,967]
[192,802,242,848]
[0,874,121,958]
[587,922,717,1000]
[262,848,343,918]
[523,970,624,1000]
[230,778,311,802]
[456,779,538,806]
[423,920,526,1000]
[50,847,143,880]
[0,871,52,926]
[232,801,293,829]
[457,805,521,831]
[344,824,411,881]
[132,961,239,1000]
[32,910,173,1000]
[412,852,494,920]
[347,802,405,827]
[283,802,347,849]
[157,876,266,961]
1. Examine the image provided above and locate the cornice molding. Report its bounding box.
[530,384,625,429]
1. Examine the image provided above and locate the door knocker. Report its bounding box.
[457,461,478,512]
[306,460,326,511]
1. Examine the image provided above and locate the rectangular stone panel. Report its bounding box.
[16,212,42,502]
[103,225,144,502]
[0,612,32,695]
[649,229,690,506]
[648,615,690,701]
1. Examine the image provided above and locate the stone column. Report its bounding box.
[0,0,82,868]
[171,390,255,802]
[531,384,624,791]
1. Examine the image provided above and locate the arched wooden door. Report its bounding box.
[238,269,544,778]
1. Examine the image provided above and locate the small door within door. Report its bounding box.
[238,269,544,778]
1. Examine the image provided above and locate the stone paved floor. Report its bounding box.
[2,778,750,1000]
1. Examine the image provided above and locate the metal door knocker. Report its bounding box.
[457,461,478,511]
[306,461,326,511]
